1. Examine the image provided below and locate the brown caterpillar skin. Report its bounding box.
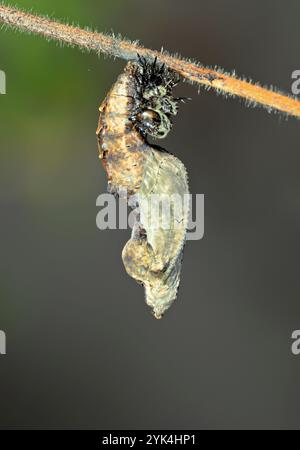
[96,63,149,196]
[97,60,189,319]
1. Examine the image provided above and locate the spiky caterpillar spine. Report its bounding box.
[96,60,189,319]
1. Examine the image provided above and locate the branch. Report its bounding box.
[1,3,300,119]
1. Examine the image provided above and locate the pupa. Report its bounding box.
[96,57,189,319]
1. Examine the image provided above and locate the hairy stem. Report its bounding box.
[1,3,300,118]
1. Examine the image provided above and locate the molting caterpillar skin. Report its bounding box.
[96,58,189,319]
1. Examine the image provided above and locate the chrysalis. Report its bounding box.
[96,57,189,319]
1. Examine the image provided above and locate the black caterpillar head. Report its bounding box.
[131,56,182,139]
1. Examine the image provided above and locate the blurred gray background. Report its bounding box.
[0,0,300,430]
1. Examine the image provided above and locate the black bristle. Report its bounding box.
[134,55,180,94]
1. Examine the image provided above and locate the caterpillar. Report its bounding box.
[96,57,189,319]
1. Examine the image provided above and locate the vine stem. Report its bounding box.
[1,3,300,118]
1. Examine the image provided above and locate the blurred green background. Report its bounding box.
[1,0,300,430]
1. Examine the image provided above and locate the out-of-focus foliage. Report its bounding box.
[0,0,123,153]
[0,0,126,206]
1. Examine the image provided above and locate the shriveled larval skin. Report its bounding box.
[97,59,189,318]
[96,63,148,195]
